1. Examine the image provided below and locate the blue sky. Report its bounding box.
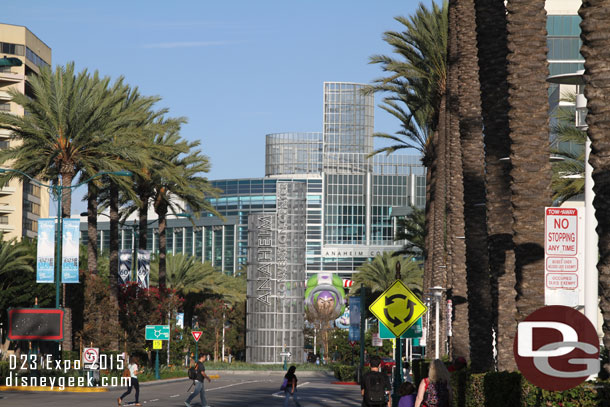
[2,0,425,213]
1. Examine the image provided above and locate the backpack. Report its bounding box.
[188,366,197,380]
[280,378,288,391]
[364,372,386,405]
[423,379,449,407]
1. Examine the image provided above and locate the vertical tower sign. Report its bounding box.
[246,181,306,364]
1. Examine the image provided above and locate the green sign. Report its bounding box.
[379,317,422,339]
[145,325,170,340]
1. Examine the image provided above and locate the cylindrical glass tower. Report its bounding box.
[265,132,323,177]
[322,82,374,174]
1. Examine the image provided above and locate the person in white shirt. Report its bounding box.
[118,356,140,406]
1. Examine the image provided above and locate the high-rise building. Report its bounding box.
[0,23,51,240]
[83,82,427,283]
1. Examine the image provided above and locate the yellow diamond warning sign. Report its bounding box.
[369,280,427,337]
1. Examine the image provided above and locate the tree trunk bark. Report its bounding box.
[157,203,168,292]
[138,193,150,250]
[475,0,517,371]
[506,0,552,322]
[456,0,494,372]
[579,0,610,349]
[446,0,469,363]
[429,93,448,357]
[60,170,74,351]
[87,185,98,275]
[109,182,120,350]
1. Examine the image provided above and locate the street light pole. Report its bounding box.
[0,168,132,309]
[54,185,62,308]
[429,286,445,360]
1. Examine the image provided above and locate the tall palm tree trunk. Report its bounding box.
[109,182,120,350]
[506,0,552,322]
[138,192,150,250]
[456,0,493,372]
[446,0,469,362]
[423,157,435,299]
[157,203,168,292]
[429,95,448,356]
[60,170,74,351]
[87,184,98,275]
[579,0,610,351]
[475,0,517,371]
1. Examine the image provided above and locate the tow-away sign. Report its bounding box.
[545,207,584,307]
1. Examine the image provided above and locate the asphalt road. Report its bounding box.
[0,371,363,407]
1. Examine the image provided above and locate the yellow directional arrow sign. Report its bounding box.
[369,280,427,338]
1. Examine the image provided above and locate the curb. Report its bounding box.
[0,385,108,393]
[331,381,358,385]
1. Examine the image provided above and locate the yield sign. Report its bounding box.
[192,331,202,342]
[369,280,427,337]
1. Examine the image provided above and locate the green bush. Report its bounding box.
[452,370,610,407]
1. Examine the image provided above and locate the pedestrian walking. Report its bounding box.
[414,359,452,407]
[185,354,212,407]
[118,356,140,406]
[398,382,416,407]
[361,355,391,407]
[282,365,302,407]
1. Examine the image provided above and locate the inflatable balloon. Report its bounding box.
[304,273,346,320]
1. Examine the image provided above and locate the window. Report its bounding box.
[0,103,10,112]
[25,47,49,68]
[0,215,8,224]
[0,42,25,56]
[0,140,9,149]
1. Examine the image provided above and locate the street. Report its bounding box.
[0,371,363,407]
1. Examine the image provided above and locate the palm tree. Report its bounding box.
[352,252,423,297]
[83,84,162,280]
[150,254,245,303]
[0,233,34,276]
[394,206,425,256]
[505,0,553,323]
[454,0,494,371]
[474,0,516,371]
[366,1,448,354]
[579,0,610,352]
[0,63,128,217]
[148,127,221,291]
[444,0,470,363]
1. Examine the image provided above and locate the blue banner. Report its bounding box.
[37,218,56,283]
[61,218,80,283]
[348,296,361,341]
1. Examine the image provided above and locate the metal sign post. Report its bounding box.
[145,325,169,380]
[192,331,202,362]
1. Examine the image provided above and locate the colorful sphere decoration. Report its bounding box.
[304,273,346,320]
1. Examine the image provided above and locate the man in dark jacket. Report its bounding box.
[185,354,212,407]
[361,356,391,407]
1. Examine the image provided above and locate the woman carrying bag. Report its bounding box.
[282,365,302,407]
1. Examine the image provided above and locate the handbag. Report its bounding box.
[280,378,288,391]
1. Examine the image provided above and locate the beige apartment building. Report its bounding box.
[0,23,51,240]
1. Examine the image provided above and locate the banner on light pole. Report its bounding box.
[348,296,361,342]
[61,218,80,283]
[119,250,131,285]
[137,249,150,288]
[36,218,55,283]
